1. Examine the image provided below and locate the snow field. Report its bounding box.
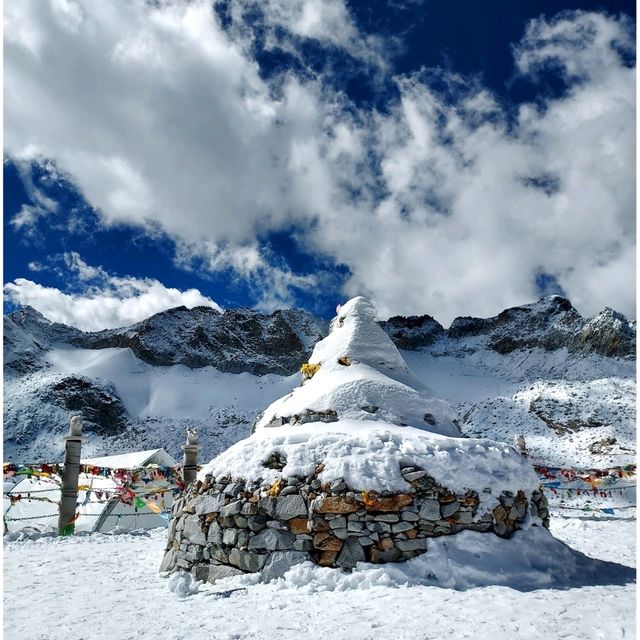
[3,515,635,640]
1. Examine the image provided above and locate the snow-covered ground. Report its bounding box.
[3,515,635,640]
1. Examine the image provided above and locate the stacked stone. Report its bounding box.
[161,462,549,583]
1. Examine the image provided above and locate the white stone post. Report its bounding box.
[182,430,199,487]
[58,416,84,535]
[514,434,528,457]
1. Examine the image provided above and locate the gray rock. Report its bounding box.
[220,500,243,517]
[207,521,223,544]
[333,528,349,540]
[259,497,277,518]
[396,538,427,552]
[400,509,420,522]
[266,520,288,530]
[194,494,225,515]
[370,522,391,534]
[373,514,399,523]
[294,539,314,552]
[211,547,228,564]
[228,548,266,572]
[159,548,176,573]
[248,515,267,532]
[237,530,250,549]
[233,515,249,528]
[441,502,461,518]
[182,514,207,546]
[280,485,298,496]
[275,495,307,520]
[205,564,244,583]
[347,521,365,533]
[391,521,414,534]
[224,482,245,497]
[241,501,259,516]
[456,510,474,525]
[261,551,310,582]
[222,528,239,546]
[402,470,427,482]
[329,516,347,530]
[248,528,295,551]
[419,500,440,521]
[330,479,347,492]
[336,537,365,569]
[357,536,375,546]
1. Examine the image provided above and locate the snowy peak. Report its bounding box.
[385,295,635,359]
[66,305,327,375]
[254,297,460,436]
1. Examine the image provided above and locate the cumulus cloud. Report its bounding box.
[4,2,635,323]
[4,253,222,331]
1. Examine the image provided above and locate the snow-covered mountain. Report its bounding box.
[3,296,635,469]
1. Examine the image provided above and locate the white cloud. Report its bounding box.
[4,3,635,323]
[4,255,222,331]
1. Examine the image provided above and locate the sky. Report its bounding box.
[3,0,636,331]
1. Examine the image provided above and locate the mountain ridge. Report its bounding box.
[3,295,635,466]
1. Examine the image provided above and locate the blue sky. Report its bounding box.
[4,0,635,330]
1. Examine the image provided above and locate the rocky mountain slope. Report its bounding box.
[3,296,635,469]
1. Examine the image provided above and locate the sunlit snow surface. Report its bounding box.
[3,516,635,640]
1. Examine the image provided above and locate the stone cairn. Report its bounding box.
[160,458,549,582]
[161,296,550,583]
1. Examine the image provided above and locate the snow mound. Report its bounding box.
[254,297,459,436]
[215,526,634,593]
[201,421,539,498]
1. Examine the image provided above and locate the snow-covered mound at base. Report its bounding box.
[219,525,634,592]
[254,297,459,437]
[202,421,540,499]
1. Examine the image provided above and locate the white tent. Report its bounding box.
[3,449,179,535]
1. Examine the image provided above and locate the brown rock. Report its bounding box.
[438,493,456,504]
[493,505,508,523]
[315,496,359,514]
[317,549,340,566]
[311,516,330,532]
[378,537,394,550]
[371,547,401,563]
[362,493,413,512]
[405,529,417,539]
[288,517,310,534]
[313,532,343,551]
[204,513,217,524]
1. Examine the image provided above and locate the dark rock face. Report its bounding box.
[448,316,497,339]
[379,296,634,360]
[44,376,130,436]
[3,307,82,375]
[72,306,327,375]
[570,309,636,358]
[379,315,445,349]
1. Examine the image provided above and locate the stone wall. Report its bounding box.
[160,463,549,584]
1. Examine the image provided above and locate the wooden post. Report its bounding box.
[58,416,84,536]
[182,429,199,487]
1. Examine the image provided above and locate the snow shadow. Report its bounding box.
[245,527,635,594]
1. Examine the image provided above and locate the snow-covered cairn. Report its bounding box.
[161,297,549,582]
